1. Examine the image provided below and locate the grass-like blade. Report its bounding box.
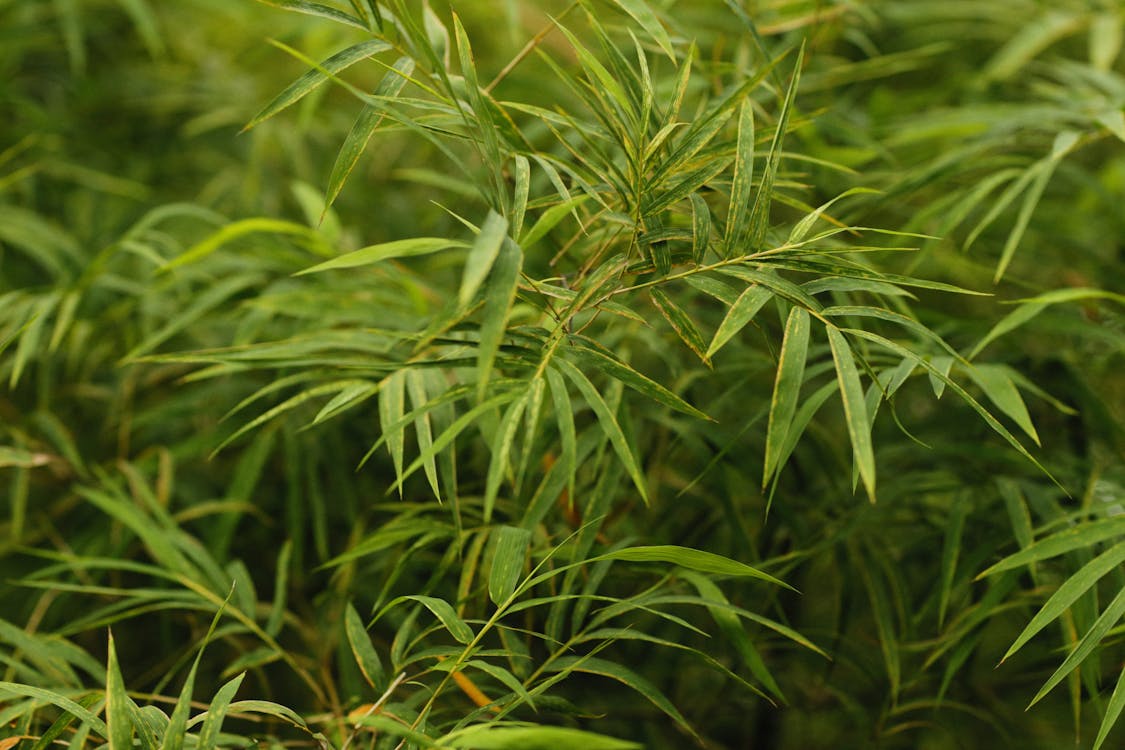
[593,545,793,590]
[444,724,639,749]
[1093,665,1125,750]
[295,238,468,275]
[344,602,386,690]
[554,358,648,504]
[706,285,774,358]
[748,43,803,249]
[196,672,245,750]
[608,0,674,59]
[650,287,710,366]
[1002,540,1125,664]
[724,98,754,253]
[965,364,1039,445]
[682,571,785,703]
[393,595,474,645]
[976,516,1125,579]
[324,56,414,216]
[563,339,711,420]
[1028,584,1125,708]
[483,392,529,523]
[477,238,522,398]
[489,526,532,607]
[763,307,810,488]
[826,325,876,502]
[106,632,133,750]
[379,370,407,497]
[253,0,367,29]
[461,211,508,308]
[244,39,389,131]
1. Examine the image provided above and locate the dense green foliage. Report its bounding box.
[2,1,1123,748]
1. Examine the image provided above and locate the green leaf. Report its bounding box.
[1002,540,1125,664]
[461,211,509,308]
[554,656,700,740]
[938,496,969,627]
[161,218,317,271]
[477,238,523,397]
[748,43,803,249]
[253,0,368,29]
[483,392,529,522]
[763,307,810,487]
[1029,583,1125,708]
[682,572,785,702]
[554,358,648,504]
[826,326,876,502]
[244,39,389,130]
[295,238,468,275]
[398,595,474,644]
[324,56,414,214]
[564,339,711,420]
[650,287,710,366]
[965,364,1039,445]
[519,195,589,249]
[106,632,133,750]
[689,192,712,263]
[489,526,532,607]
[379,370,407,497]
[724,98,755,252]
[977,516,1125,579]
[1093,665,1125,750]
[707,285,773,358]
[345,602,386,690]
[445,724,640,749]
[607,0,674,59]
[196,673,244,750]
[593,545,793,590]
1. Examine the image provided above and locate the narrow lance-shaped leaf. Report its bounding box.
[460,211,508,308]
[707,285,773,358]
[650,287,710,366]
[553,358,648,504]
[477,238,523,398]
[1093,665,1125,750]
[105,632,133,750]
[489,525,532,607]
[296,238,468,275]
[748,43,804,249]
[324,56,414,216]
[483,391,529,523]
[763,307,810,487]
[976,516,1125,579]
[196,673,245,750]
[1028,584,1125,709]
[724,98,755,253]
[244,39,389,131]
[345,602,386,690]
[1002,540,1125,664]
[826,325,876,502]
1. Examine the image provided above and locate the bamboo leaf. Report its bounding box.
[650,287,710,366]
[763,307,810,487]
[707,285,773,358]
[398,595,474,644]
[1093,665,1125,750]
[593,545,794,590]
[106,632,133,750]
[978,516,1125,579]
[1029,584,1125,708]
[461,211,509,308]
[826,325,876,502]
[553,358,648,503]
[196,673,245,750]
[324,56,414,214]
[724,98,755,252]
[607,0,674,59]
[445,724,639,749]
[1002,540,1125,664]
[477,238,523,397]
[748,43,803,249]
[488,526,532,607]
[244,39,389,131]
[345,602,386,690]
[296,238,468,275]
